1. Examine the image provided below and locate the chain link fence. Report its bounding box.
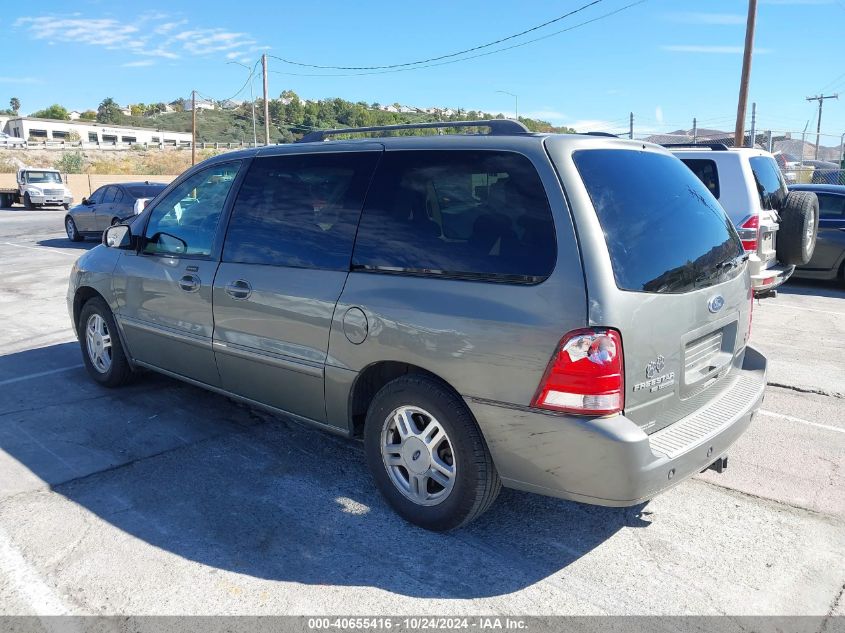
[633,129,845,185]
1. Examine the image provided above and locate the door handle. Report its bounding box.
[178,274,200,292]
[225,279,252,300]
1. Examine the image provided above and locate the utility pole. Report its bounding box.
[262,53,270,145]
[191,90,196,166]
[692,117,697,144]
[628,112,634,139]
[749,102,756,148]
[806,93,838,159]
[734,0,757,148]
[495,90,518,120]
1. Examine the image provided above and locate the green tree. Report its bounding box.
[97,97,123,124]
[79,110,97,121]
[9,97,20,114]
[32,104,70,120]
[130,103,146,117]
[54,151,84,174]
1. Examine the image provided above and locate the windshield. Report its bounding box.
[25,171,63,184]
[126,185,166,199]
[574,149,745,294]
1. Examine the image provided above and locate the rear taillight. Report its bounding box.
[738,215,759,252]
[532,328,624,416]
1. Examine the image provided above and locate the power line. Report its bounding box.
[269,1,604,71]
[267,1,647,78]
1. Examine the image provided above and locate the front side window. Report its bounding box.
[574,149,744,294]
[223,152,380,269]
[102,187,118,204]
[353,150,556,282]
[749,156,787,210]
[143,161,241,257]
[88,187,105,204]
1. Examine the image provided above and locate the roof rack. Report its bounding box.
[579,131,620,138]
[296,119,531,143]
[661,142,729,151]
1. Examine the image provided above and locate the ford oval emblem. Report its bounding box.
[707,295,725,313]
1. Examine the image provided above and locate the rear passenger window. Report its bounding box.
[818,193,845,219]
[682,159,720,199]
[353,151,556,282]
[223,152,380,269]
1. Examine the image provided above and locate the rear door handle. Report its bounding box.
[178,274,200,292]
[225,279,252,300]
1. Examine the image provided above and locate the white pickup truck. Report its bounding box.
[0,168,74,209]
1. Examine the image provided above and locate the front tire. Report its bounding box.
[78,297,133,387]
[364,374,500,531]
[23,193,33,209]
[65,216,83,242]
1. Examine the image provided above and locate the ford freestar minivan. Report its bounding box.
[68,120,767,530]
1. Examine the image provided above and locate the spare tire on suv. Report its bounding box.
[777,190,819,266]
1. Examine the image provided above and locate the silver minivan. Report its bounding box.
[68,121,767,530]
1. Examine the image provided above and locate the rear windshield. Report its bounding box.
[573,149,744,293]
[126,184,166,199]
[749,156,787,210]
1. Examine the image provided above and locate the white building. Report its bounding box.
[184,97,216,111]
[2,117,192,146]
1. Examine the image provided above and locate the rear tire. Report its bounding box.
[364,374,500,531]
[777,191,819,266]
[78,297,133,387]
[65,216,83,242]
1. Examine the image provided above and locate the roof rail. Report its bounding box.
[661,142,729,151]
[579,131,620,138]
[296,119,531,143]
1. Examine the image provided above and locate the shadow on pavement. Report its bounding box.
[780,278,845,299]
[0,343,650,599]
[36,238,98,251]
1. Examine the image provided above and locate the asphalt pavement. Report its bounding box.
[0,207,843,617]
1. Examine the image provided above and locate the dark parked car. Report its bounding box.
[65,181,167,242]
[790,184,845,282]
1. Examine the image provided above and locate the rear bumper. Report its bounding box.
[750,263,794,294]
[467,346,767,506]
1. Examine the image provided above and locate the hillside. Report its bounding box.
[116,92,574,143]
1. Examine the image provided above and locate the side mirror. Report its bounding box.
[148,232,188,255]
[103,224,131,249]
[81,197,89,206]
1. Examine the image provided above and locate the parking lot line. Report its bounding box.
[2,242,79,258]
[0,365,83,387]
[759,409,845,434]
[0,524,70,615]
[763,302,845,317]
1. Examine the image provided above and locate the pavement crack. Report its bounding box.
[821,582,845,633]
[766,381,845,399]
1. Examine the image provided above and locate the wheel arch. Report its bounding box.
[348,360,463,437]
[73,286,106,332]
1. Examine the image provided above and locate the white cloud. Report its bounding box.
[655,106,664,124]
[666,12,746,24]
[14,13,264,65]
[661,45,772,54]
[121,60,155,68]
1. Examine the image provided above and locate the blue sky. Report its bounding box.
[3,0,845,141]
